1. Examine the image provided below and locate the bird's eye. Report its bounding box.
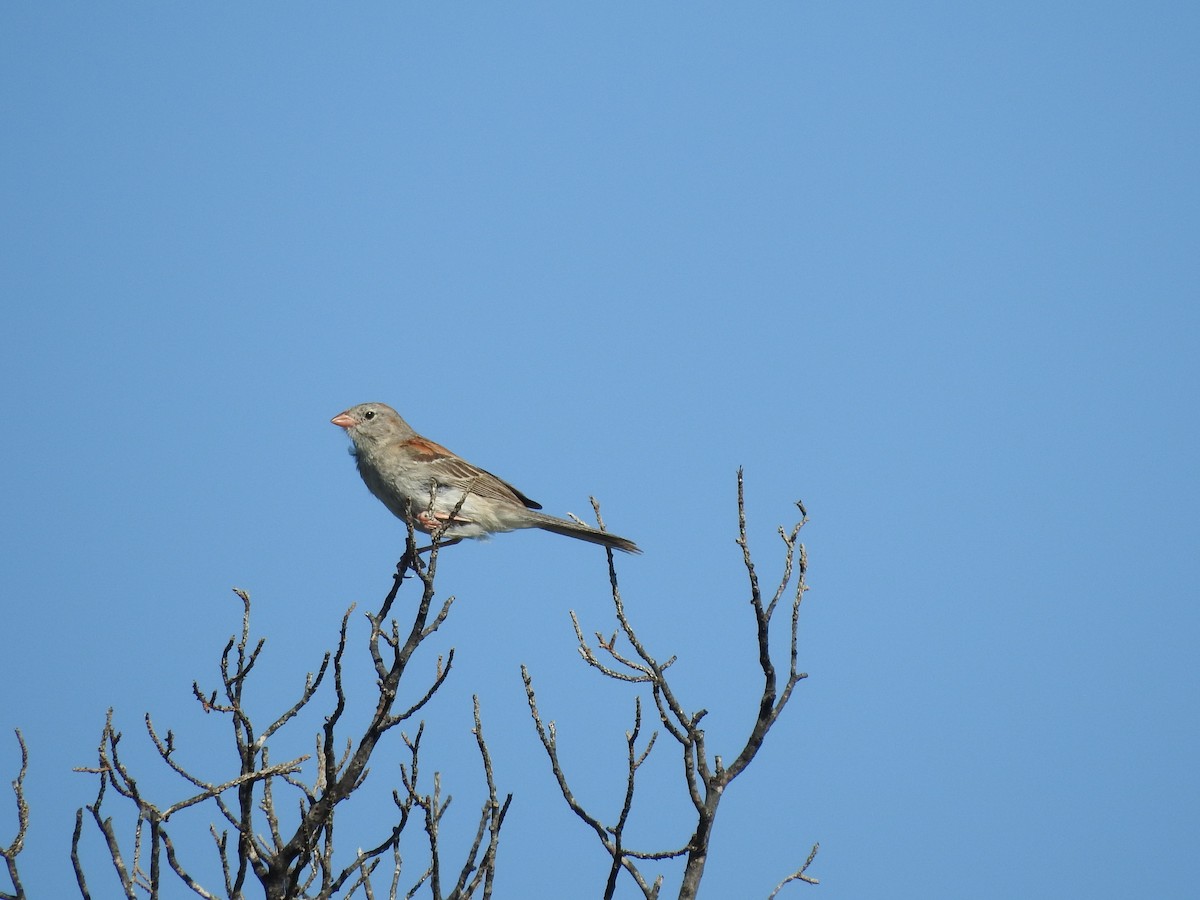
[364,410,376,420]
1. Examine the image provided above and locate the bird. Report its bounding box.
[331,402,641,554]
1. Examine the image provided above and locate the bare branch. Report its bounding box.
[450,696,511,900]
[522,666,681,899]
[259,647,333,749]
[71,555,499,900]
[71,809,92,900]
[386,651,456,729]
[0,730,29,900]
[161,827,221,899]
[142,712,308,820]
[724,475,810,784]
[768,842,821,897]
[522,665,610,846]
[328,820,406,896]
[570,612,653,683]
[602,698,657,899]
[532,478,818,898]
[208,825,233,898]
[84,774,137,900]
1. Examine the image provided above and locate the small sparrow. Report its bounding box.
[331,402,640,554]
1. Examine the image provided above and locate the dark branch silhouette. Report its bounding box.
[70,527,511,899]
[523,470,819,898]
[0,730,29,900]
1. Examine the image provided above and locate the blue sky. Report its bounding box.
[2,3,1197,897]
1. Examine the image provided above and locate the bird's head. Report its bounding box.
[330,402,413,450]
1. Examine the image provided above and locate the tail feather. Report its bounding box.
[531,512,641,554]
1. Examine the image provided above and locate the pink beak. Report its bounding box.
[331,413,355,429]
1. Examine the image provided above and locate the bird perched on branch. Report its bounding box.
[331,402,640,554]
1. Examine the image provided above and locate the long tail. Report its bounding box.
[530,512,641,554]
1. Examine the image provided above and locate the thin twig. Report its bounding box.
[767,842,821,897]
[0,730,29,900]
[530,479,817,898]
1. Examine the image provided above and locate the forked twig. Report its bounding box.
[526,472,818,897]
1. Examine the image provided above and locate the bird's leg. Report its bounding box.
[415,510,443,530]
[416,509,469,528]
[413,483,474,552]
